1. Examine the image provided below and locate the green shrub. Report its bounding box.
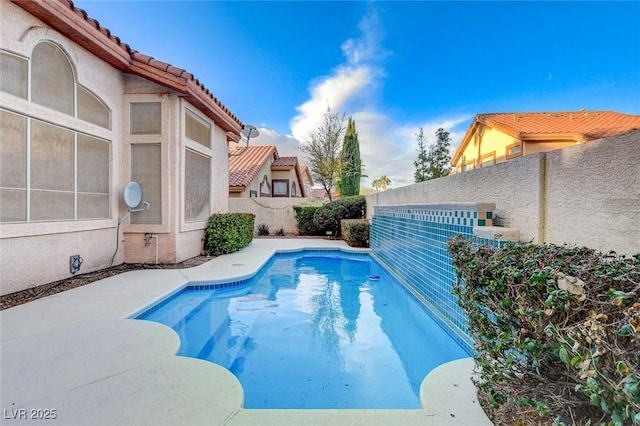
[257,223,270,236]
[447,236,639,425]
[203,213,255,256]
[293,206,322,235]
[314,196,365,237]
[341,219,370,247]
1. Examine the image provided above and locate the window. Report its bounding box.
[131,144,161,224]
[185,109,211,148]
[130,102,161,134]
[506,142,523,159]
[0,110,110,222]
[272,179,289,197]
[31,42,74,115]
[0,42,112,223]
[78,86,110,129]
[291,182,297,197]
[0,51,28,99]
[0,110,27,222]
[77,134,110,219]
[480,152,496,167]
[250,190,257,198]
[259,175,271,197]
[184,149,210,222]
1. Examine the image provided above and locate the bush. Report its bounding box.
[275,227,285,236]
[341,219,370,247]
[314,196,365,237]
[203,213,255,256]
[257,223,270,236]
[447,236,639,425]
[293,206,322,236]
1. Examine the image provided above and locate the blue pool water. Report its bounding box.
[137,251,469,409]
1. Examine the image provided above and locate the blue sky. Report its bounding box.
[75,1,640,187]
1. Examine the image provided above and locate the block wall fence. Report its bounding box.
[365,130,640,257]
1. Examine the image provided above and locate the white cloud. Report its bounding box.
[290,66,373,142]
[252,127,303,159]
[263,7,473,190]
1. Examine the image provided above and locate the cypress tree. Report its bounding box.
[339,117,362,196]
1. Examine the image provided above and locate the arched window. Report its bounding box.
[259,175,271,197]
[31,42,74,115]
[291,182,297,197]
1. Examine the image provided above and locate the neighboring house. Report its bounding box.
[0,0,242,295]
[229,145,311,198]
[299,164,314,199]
[311,188,339,199]
[452,110,640,173]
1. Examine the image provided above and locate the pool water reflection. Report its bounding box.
[138,251,469,409]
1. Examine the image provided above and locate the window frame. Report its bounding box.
[272,179,290,197]
[506,142,523,160]
[480,151,496,167]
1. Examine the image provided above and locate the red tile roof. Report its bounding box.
[453,110,640,164]
[12,0,243,139]
[272,156,299,168]
[477,111,640,141]
[229,145,277,189]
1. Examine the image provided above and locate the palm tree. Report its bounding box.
[372,176,391,203]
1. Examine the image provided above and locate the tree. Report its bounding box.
[371,175,391,192]
[339,117,362,197]
[414,127,452,182]
[300,107,347,201]
[372,175,391,204]
[413,127,429,183]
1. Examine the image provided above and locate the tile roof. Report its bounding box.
[11,0,243,139]
[478,111,640,142]
[299,164,312,182]
[228,145,277,189]
[452,110,640,164]
[272,156,299,168]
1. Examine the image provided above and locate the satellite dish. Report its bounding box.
[241,125,259,139]
[123,181,142,209]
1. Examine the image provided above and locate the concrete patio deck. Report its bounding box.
[0,238,493,425]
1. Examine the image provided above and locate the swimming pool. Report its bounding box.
[137,250,469,409]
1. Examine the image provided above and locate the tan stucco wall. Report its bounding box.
[368,130,640,256]
[544,131,640,254]
[0,2,233,294]
[368,152,544,243]
[1,2,126,295]
[0,224,118,295]
[229,198,325,235]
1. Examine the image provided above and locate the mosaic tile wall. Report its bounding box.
[370,203,502,352]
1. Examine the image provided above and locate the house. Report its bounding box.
[0,0,243,295]
[228,145,311,198]
[299,164,314,198]
[451,110,640,173]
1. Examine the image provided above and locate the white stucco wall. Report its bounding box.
[229,198,325,235]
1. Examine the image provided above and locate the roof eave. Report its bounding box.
[520,133,588,142]
[451,118,479,165]
[12,0,243,137]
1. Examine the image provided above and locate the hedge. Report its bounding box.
[203,213,255,256]
[447,236,639,425]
